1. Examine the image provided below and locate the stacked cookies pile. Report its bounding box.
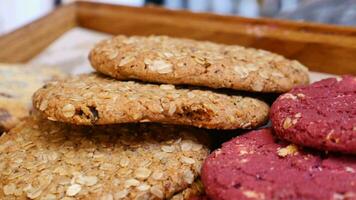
[0,35,315,200]
[202,76,356,200]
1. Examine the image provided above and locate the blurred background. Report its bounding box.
[1,0,356,35]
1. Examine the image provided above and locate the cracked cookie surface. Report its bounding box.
[201,128,356,200]
[0,64,66,132]
[271,76,356,154]
[0,114,210,199]
[33,73,269,129]
[89,35,309,93]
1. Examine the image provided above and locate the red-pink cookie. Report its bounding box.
[271,76,356,154]
[201,128,356,200]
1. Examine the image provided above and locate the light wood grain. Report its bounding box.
[0,4,76,63]
[76,2,356,75]
[0,2,355,75]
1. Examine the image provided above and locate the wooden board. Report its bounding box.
[0,4,76,63]
[0,1,355,75]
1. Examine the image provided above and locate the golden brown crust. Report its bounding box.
[0,64,66,132]
[89,35,309,93]
[171,179,204,200]
[0,115,210,199]
[33,73,269,129]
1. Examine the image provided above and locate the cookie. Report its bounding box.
[270,76,356,154]
[33,73,269,129]
[89,35,309,93]
[0,114,210,199]
[0,63,66,132]
[201,128,356,200]
[171,179,205,200]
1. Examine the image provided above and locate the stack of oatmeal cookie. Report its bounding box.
[0,35,309,200]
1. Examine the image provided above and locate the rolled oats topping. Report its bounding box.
[90,35,309,93]
[0,115,210,199]
[33,73,269,129]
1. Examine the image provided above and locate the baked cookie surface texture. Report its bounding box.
[0,115,210,199]
[89,35,309,93]
[33,73,269,129]
[271,76,356,154]
[201,128,356,200]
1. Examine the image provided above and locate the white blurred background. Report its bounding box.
[0,1,54,34]
[0,0,355,35]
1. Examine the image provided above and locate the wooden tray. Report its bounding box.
[0,1,355,75]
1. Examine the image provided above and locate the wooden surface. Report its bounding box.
[0,2,355,75]
[77,2,356,75]
[0,4,76,63]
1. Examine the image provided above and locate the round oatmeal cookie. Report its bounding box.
[0,63,66,132]
[89,35,309,93]
[201,128,356,200]
[271,76,356,154]
[0,115,210,200]
[33,73,269,129]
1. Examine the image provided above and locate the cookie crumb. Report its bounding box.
[296,93,305,99]
[243,190,265,199]
[345,167,355,173]
[277,144,298,157]
[283,117,293,129]
[281,93,297,100]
